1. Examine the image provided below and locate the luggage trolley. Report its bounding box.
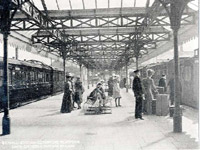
[83,92,112,115]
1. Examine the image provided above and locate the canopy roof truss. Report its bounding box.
[0,0,197,70]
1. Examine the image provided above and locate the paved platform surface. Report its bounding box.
[0,87,199,150]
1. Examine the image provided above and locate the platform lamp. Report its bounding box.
[0,0,18,135]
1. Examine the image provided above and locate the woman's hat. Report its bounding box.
[66,72,73,78]
[97,82,102,86]
[134,69,140,73]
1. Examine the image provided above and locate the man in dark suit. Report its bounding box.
[132,70,144,120]
[158,74,167,92]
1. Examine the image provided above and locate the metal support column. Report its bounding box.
[0,0,17,135]
[136,56,139,70]
[125,60,128,93]
[15,47,18,59]
[92,69,94,87]
[158,0,190,133]
[87,68,90,89]
[62,51,67,82]
[2,32,10,135]
[80,64,82,82]
[173,28,182,133]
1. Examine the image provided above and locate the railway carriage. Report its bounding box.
[0,58,64,109]
[52,67,64,93]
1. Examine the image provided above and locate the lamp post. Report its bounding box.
[87,67,89,89]
[62,49,67,82]
[158,0,191,132]
[0,0,16,135]
[135,56,139,70]
[79,63,82,82]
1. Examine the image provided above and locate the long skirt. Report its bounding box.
[61,93,72,113]
[74,91,83,104]
[113,89,121,99]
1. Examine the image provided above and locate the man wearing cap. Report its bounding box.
[60,73,73,113]
[158,74,167,92]
[132,69,144,120]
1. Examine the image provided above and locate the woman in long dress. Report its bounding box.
[61,74,73,113]
[74,77,85,109]
[143,69,158,115]
[113,75,121,107]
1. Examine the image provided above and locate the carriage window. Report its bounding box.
[30,71,34,83]
[184,66,192,81]
[46,73,50,82]
[59,73,62,81]
[38,72,43,83]
[13,68,22,86]
[21,70,26,85]
[25,71,30,84]
[9,69,12,85]
[35,71,38,83]
[0,69,3,86]
[43,73,45,82]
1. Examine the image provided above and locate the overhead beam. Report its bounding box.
[11,7,195,31]
[11,0,65,43]
[13,6,195,19]
[62,27,169,35]
[137,24,198,65]
[14,7,146,19]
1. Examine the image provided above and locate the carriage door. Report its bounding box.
[181,63,193,106]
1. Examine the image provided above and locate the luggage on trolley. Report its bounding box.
[83,92,112,115]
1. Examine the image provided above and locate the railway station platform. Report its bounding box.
[0,87,199,150]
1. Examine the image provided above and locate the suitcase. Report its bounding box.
[157,87,164,94]
[156,94,169,116]
[152,99,156,115]
[169,106,174,117]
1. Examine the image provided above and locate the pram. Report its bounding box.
[83,92,112,115]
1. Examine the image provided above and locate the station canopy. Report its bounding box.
[6,0,198,70]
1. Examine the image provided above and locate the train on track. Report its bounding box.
[0,57,64,108]
[140,49,199,108]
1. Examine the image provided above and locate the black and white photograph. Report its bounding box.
[0,0,199,149]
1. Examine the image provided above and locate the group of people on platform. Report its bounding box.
[132,69,181,120]
[60,72,85,113]
[60,69,180,118]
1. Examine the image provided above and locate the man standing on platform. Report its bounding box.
[158,74,167,93]
[132,70,144,120]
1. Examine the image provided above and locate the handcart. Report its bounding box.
[83,92,112,115]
